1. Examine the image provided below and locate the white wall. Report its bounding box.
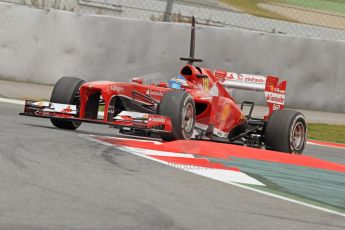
[0,3,344,112]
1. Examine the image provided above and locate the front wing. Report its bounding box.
[20,100,173,134]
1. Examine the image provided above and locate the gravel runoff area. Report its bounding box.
[1,1,345,40]
[0,79,344,125]
[259,3,345,31]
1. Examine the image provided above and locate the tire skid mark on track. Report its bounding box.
[80,134,265,186]
[4,97,345,217]
[80,134,345,217]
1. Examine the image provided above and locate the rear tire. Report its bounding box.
[264,110,307,154]
[50,77,85,130]
[158,91,195,141]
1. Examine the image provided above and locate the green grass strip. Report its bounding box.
[308,123,345,144]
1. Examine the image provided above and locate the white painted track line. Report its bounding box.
[82,134,345,217]
[0,97,25,105]
[3,96,344,217]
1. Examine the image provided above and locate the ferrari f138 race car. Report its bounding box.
[20,17,307,154]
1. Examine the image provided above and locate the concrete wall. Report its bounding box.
[0,2,344,112]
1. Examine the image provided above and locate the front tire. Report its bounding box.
[264,110,307,154]
[50,77,85,130]
[158,91,196,141]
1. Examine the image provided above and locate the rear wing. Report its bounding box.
[215,71,287,119]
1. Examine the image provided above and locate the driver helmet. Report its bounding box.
[168,75,186,90]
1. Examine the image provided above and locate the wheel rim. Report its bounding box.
[182,103,194,133]
[292,122,305,151]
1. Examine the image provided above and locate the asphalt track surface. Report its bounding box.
[0,101,344,230]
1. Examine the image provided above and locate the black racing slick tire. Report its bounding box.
[50,77,85,130]
[264,110,307,154]
[158,91,196,141]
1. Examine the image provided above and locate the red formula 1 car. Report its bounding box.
[20,17,307,154]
